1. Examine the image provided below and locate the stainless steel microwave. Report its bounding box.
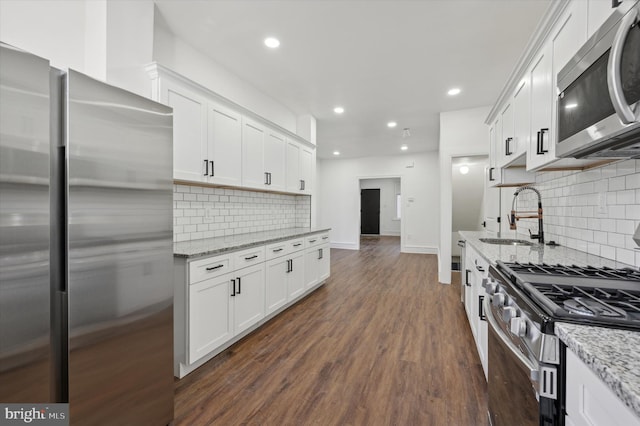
[556,1,640,159]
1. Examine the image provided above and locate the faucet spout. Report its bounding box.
[510,185,544,244]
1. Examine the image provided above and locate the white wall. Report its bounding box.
[360,178,401,236]
[152,11,298,134]
[317,153,439,253]
[439,106,491,284]
[0,0,87,71]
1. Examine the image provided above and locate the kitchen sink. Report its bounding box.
[479,238,534,246]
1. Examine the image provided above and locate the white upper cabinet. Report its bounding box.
[527,0,588,171]
[498,102,514,167]
[264,130,286,192]
[300,145,314,195]
[148,64,315,194]
[511,75,530,163]
[207,101,242,186]
[286,140,302,192]
[526,43,553,171]
[241,118,266,189]
[159,79,208,182]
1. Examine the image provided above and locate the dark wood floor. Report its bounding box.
[174,236,488,425]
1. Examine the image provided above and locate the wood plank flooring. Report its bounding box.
[174,236,488,425]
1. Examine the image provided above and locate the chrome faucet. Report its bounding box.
[508,185,544,244]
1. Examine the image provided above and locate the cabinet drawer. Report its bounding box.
[234,246,265,269]
[288,238,305,252]
[266,241,290,260]
[189,254,233,284]
[305,233,328,248]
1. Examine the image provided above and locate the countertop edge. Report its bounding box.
[556,323,640,419]
[174,228,332,259]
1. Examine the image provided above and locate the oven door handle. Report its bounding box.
[607,5,639,124]
[485,298,539,385]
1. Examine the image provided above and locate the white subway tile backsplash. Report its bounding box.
[172,184,311,242]
[514,159,639,266]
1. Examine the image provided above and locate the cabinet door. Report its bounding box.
[317,244,330,282]
[498,102,514,167]
[475,270,488,378]
[304,248,319,289]
[285,140,301,192]
[488,125,499,186]
[264,130,286,191]
[208,101,242,186]
[526,44,553,171]
[188,274,234,364]
[300,146,314,195]
[565,349,640,426]
[288,251,306,300]
[483,165,501,233]
[265,257,288,315]
[512,75,530,161]
[463,253,475,333]
[528,1,587,171]
[242,118,266,190]
[162,81,207,182]
[233,263,265,334]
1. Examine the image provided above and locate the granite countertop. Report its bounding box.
[174,227,331,258]
[556,323,640,418]
[458,230,632,269]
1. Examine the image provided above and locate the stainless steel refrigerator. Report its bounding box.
[0,43,174,425]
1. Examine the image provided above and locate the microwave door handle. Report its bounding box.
[607,6,639,125]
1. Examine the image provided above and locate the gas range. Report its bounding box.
[483,261,640,426]
[493,261,640,331]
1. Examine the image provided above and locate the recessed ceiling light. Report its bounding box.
[264,37,280,48]
[459,165,469,175]
[565,103,578,109]
[387,121,397,128]
[333,106,344,114]
[447,87,461,96]
[333,151,340,156]
[400,145,408,151]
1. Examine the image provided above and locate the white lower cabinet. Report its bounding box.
[233,263,265,334]
[265,257,289,314]
[565,349,640,426]
[188,272,234,364]
[175,232,331,378]
[264,246,306,315]
[464,244,489,379]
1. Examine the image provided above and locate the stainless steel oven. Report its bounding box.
[556,0,640,159]
[484,261,640,426]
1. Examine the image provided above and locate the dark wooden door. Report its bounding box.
[360,189,380,235]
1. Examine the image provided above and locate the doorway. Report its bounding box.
[358,178,401,249]
[451,155,488,270]
[360,189,380,235]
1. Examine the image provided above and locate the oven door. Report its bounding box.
[486,301,540,426]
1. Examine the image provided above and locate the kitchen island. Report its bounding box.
[459,230,640,423]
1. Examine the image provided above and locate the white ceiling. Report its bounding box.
[154,0,551,159]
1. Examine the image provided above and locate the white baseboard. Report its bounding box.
[380,231,401,236]
[331,241,359,250]
[401,245,438,254]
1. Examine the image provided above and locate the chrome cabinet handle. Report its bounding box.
[608,6,639,124]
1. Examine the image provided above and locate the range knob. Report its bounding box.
[491,293,506,307]
[482,278,497,294]
[502,306,517,322]
[510,317,527,337]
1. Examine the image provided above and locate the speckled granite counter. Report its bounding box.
[458,230,633,269]
[556,323,640,418]
[174,227,331,258]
